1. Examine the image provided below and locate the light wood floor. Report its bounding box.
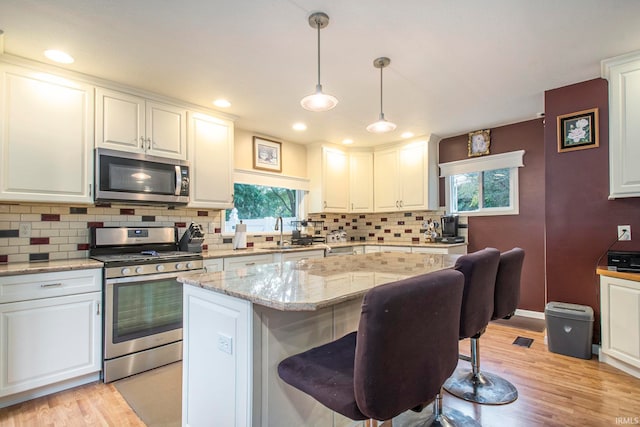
[1,322,639,426]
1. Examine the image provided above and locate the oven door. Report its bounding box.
[104,271,189,359]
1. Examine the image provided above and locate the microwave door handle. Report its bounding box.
[175,166,181,195]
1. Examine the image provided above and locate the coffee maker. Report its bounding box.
[437,215,465,243]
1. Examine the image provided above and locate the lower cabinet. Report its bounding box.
[0,269,102,406]
[203,258,223,272]
[223,254,274,271]
[599,275,640,378]
[275,249,325,263]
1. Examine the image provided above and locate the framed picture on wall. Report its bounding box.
[253,136,282,172]
[468,129,491,157]
[557,108,599,153]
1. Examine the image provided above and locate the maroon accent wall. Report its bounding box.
[439,119,546,312]
[545,78,640,343]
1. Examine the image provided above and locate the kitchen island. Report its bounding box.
[178,252,460,427]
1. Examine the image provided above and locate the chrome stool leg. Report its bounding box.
[443,337,518,405]
[417,389,481,427]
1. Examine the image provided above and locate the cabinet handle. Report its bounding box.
[399,200,403,207]
[96,302,101,315]
[140,136,145,149]
[351,203,354,210]
[41,283,62,288]
[231,194,235,203]
[146,138,152,150]
[395,201,399,208]
[245,262,256,266]
[89,183,92,197]
[324,201,327,208]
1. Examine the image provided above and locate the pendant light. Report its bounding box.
[366,57,396,133]
[300,12,338,112]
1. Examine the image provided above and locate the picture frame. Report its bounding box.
[253,136,282,172]
[557,108,599,153]
[468,129,491,157]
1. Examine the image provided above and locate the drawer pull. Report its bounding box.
[245,262,256,266]
[96,302,101,315]
[41,283,63,288]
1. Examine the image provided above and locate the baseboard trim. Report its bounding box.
[515,308,545,320]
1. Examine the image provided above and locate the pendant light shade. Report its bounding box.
[366,57,396,133]
[300,12,338,112]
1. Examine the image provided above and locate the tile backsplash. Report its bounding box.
[0,203,225,264]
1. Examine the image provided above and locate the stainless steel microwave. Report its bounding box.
[95,148,190,205]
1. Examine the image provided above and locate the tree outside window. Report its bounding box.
[225,184,300,232]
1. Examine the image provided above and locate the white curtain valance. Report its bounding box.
[439,150,525,177]
[234,169,310,191]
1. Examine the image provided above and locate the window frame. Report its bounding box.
[440,150,525,217]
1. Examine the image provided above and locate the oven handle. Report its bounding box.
[105,269,203,285]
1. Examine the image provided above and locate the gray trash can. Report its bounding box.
[545,302,594,359]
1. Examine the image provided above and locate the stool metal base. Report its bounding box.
[443,368,518,405]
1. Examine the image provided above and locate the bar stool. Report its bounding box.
[277,270,477,425]
[444,247,524,405]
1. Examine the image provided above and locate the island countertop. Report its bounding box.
[178,252,460,311]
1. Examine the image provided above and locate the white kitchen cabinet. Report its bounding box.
[412,245,467,255]
[599,274,640,378]
[203,258,224,273]
[276,249,325,263]
[378,245,412,254]
[96,87,187,160]
[308,145,349,213]
[187,112,234,209]
[223,254,274,271]
[349,151,374,212]
[0,63,94,204]
[373,140,438,212]
[602,50,640,199]
[0,269,102,406]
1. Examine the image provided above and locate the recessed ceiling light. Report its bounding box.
[401,132,414,139]
[44,49,74,64]
[292,122,307,131]
[213,99,231,108]
[342,139,354,145]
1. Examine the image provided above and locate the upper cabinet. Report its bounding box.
[96,87,187,160]
[308,146,349,213]
[603,50,640,199]
[349,152,374,213]
[373,140,438,212]
[0,63,94,204]
[187,112,234,209]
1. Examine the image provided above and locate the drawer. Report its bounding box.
[0,269,102,303]
[223,254,274,271]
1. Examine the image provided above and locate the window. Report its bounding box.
[440,150,524,216]
[224,183,303,233]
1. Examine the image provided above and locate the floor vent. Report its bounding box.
[513,336,534,348]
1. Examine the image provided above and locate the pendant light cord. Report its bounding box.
[316,20,321,86]
[379,66,384,117]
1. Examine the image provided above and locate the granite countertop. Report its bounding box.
[179,252,460,311]
[0,258,104,277]
[596,266,640,283]
[202,241,467,259]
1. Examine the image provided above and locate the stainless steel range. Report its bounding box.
[90,226,203,382]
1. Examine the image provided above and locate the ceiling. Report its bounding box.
[1,1,640,147]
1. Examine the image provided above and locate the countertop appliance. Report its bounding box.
[90,226,202,382]
[291,220,325,245]
[95,148,190,205]
[179,222,205,252]
[436,215,465,244]
[607,251,640,272]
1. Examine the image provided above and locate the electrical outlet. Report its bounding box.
[18,223,31,238]
[217,333,233,355]
[618,225,631,241]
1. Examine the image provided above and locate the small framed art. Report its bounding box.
[253,136,282,172]
[468,129,491,157]
[557,108,599,153]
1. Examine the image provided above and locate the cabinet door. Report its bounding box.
[279,250,324,263]
[605,55,640,198]
[600,276,640,368]
[349,152,373,213]
[322,148,349,212]
[223,254,274,271]
[0,292,102,397]
[203,258,224,273]
[399,142,428,210]
[95,87,145,153]
[188,113,234,208]
[146,101,187,160]
[0,65,94,203]
[373,149,399,212]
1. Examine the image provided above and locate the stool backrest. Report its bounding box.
[454,248,501,338]
[493,247,525,320]
[353,269,464,421]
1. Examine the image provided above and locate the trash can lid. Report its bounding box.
[545,301,594,321]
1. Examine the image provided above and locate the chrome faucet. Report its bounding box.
[274,216,284,246]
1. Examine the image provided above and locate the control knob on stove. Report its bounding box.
[156,264,165,272]
[186,262,194,269]
[135,267,144,274]
[176,263,184,270]
[121,267,131,275]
